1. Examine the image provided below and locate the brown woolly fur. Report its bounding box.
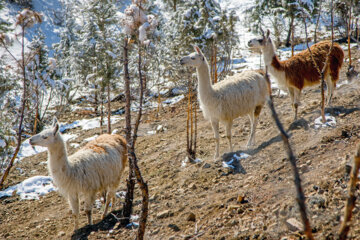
[248,30,344,120]
[271,41,344,90]
[92,134,128,169]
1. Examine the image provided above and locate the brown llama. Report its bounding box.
[248,29,344,120]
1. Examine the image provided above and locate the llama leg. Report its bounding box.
[288,87,296,119]
[68,194,79,230]
[103,190,116,219]
[211,120,220,159]
[326,75,335,106]
[247,106,261,147]
[84,193,96,225]
[225,120,233,152]
[293,88,301,120]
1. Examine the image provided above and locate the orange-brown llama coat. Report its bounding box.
[271,41,344,90]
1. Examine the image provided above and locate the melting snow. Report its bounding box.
[84,135,98,142]
[60,116,123,132]
[222,153,250,169]
[0,176,55,200]
[181,157,202,167]
[314,114,336,129]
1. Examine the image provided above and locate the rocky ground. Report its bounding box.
[1,48,360,240]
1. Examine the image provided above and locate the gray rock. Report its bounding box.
[308,195,326,208]
[186,212,196,222]
[168,224,180,232]
[157,210,173,219]
[285,218,303,232]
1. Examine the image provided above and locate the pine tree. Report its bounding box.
[246,0,318,46]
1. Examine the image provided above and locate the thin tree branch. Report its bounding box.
[338,143,360,239]
[265,68,314,240]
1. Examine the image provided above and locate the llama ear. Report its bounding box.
[53,122,59,136]
[193,45,203,55]
[266,29,270,39]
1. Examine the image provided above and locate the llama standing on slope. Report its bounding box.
[29,118,127,230]
[180,46,269,159]
[248,29,344,120]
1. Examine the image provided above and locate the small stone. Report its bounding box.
[227,204,241,211]
[345,163,352,174]
[168,224,180,232]
[237,195,248,204]
[202,163,211,169]
[188,182,197,190]
[57,231,66,237]
[186,212,196,222]
[286,218,303,232]
[228,219,238,226]
[157,210,173,219]
[308,195,326,208]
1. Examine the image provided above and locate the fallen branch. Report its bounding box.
[265,68,314,240]
[338,143,360,240]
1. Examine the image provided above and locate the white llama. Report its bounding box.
[248,29,344,120]
[180,46,269,159]
[29,117,127,230]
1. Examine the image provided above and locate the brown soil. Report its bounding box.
[1,48,360,240]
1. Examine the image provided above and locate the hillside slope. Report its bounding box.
[0,48,360,239]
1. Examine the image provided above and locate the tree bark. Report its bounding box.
[121,38,135,227]
[285,16,294,47]
[0,23,27,189]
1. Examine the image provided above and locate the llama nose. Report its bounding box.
[29,138,34,145]
[180,59,184,65]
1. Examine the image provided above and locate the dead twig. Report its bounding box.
[338,143,360,240]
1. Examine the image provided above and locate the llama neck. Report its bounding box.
[196,60,215,104]
[262,41,286,85]
[47,136,69,177]
[263,41,278,68]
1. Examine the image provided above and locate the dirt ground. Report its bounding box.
[1,48,360,240]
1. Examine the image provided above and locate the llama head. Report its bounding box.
[180,45,206,68]
[29,117,60,147]
[248,29,272,50]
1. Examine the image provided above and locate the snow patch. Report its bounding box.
[0,176,55,200]
[60,116,123,132]
[181,157,202,167]
[222,153,250,169]
[314,114,336,129]
[84,135,98,142]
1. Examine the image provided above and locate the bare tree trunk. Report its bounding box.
[122,38,135,227]
[121,38,148,239]
[0,24,27,189]
[291,21,295,57]
[286,16,294,47]
[348,0,352,68]
[107,81,111,133]
[130,43,148,240]
[186,78,197,161]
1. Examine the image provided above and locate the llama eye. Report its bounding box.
[42,136,48,139]
[191,57,195,60]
